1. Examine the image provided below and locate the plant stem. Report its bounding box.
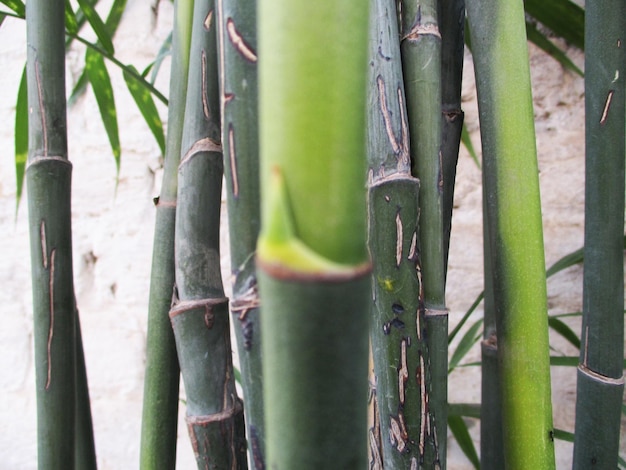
[216,0,265,467]
[399,0,448,465]
[139,0,194,468]
[257,1,371,467]
[573,0,625,467]
[466,0,555,467]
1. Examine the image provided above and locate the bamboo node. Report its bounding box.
[578,363,625,386]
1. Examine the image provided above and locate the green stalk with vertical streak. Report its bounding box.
[465,0,555,468]
[216,0,264,467]
[399,0,448,465]
[26,0,95,468]
[573,0,625,467]
[366,0,437,466]
[257,1,371,467]
[139,0,194,468]
[170,0,246,467]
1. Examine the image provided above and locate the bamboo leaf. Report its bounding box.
[64,0,78,35]
[524,0,584,50]
[448,402,482,419]
[85,48,121,171]
[0,0,24,17]
[449,318,483,372]
[14,66,27,209]
[0,12,5,25]
[148,31,172,84]
[76,0,115,55]
[448,415,481,469]
[449,291,483,343]
[548,316,581,349]
[123,65,165,155]
[461,122,480,168]
[553,428,574,442]
[526,22,583,77]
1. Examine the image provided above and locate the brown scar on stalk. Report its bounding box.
[204,9,213,30]
[46,249,56,390]
[377,76,410,167]
[228,124,239,198]
[34,60,48,157]
[600,90,614,125]
[398,338,409,405]
[395,211,403,267]
[201,50,210,120]
[227,18,257,63]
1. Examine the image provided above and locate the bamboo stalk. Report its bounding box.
[366,0,435,467]
[139,0,194,468]
[573,0,625,467]
[257,1,371,467]
[399,0,448,465]
[171,0,247,466]
[216,1,264,467]
[26,1,95,468]
[465,0,555,467]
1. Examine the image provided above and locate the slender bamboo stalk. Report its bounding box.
[438,0,464,273]
[399,0,448,465]
[465,0,555,468]
[366,0,436,467]
[26,1,93,468]
[573,0,625,467]
[139,0,194,468]
[170,0,247,466]
[257,1,371,467]
[216,1,264,467]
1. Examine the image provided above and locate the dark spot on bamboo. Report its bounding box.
[377,45,391,61]
[249,425,265,470]
[392,302,405,314]
[383,317,405,335]
[204,304,215,329]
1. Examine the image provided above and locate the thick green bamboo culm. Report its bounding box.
[170,0,247,466]
[26,1,95,468]
[573,0,625,467]
[399,0,448,465]
[140,0,194,467]
[366,0,436,466]
[216,0,264,467]
[466,0,555,468]
[257,1,371,467]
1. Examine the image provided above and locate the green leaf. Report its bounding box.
[85,48,121,171]
[14,66,27,209]
[76,0,115,55]
[524,0,585,50]
[449,318,484,372]
[546,246,584,277]
[526,22,583,77]
[461,122,480,168]
[553,428,574,442]
[448,402,481,419]
[0,0,24,17]
[104,0,127,35]
[64,0,78,35]
[0,12,7,25]
[448,415,481,469]
[148,31,172,84]
[449,291,484,343]
[123,65,165,155]
[548,316,581,349]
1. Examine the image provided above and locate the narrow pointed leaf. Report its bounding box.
[15,66,27,207]
[547,316,580,349]
[524,0,584,50]
[0,12,6,25]
[123,65,165,154]
[0,0,24,17]
[526,22,583,77]
[85,48,120,171]
[148,31,172,84]
[64,0,78,35]
[448,415,480,469]
[76,0,115,55]
[449,318,483,372]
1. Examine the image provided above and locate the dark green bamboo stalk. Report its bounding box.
[479,202,504,470]
[438,0,464,273]
[399,1,448,466]
[366,0,436,467]
[26,1,95,468]
[257,1,371,467]
[170,0,246,467]
[573,0,625,467]
[465,0,555,468]
[139,0,194,468]
[216,0,264,468]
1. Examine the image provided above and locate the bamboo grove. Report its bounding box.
[11,0,625,467]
